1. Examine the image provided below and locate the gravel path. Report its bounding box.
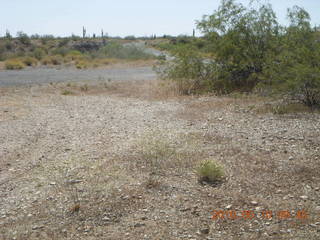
[0,66,156,87]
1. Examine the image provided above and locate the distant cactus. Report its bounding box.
[82,26,86,38]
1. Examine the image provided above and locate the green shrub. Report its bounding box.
[17,31,31,46]
[196,160,224,184]
[52,47,69,57]
[5,59,25,70]
[158,0,320,107]
[99,42,154,60]
[65,50,83,62]
[33,48,46,60]
[156,45,215,94]
[41,55,63,65]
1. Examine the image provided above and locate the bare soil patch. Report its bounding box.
[0,80,319,239]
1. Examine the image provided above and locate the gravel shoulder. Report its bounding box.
[0,80,319,239]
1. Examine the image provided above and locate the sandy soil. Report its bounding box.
[0,79,319,240]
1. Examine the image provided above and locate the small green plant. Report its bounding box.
[196,159,224,184]
[61,90,73,95]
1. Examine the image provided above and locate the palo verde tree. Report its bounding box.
[264,6,320,106]
[158,0,320,106]
[196,0,280,93]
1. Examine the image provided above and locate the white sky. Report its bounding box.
[1,0,319,37]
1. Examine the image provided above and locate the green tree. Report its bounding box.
[196,0,280,92]
[265,6,320,106]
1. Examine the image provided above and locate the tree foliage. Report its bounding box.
[159,0,320,106]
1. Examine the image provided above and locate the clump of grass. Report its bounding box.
[76,61,89,69]
[257,102,315,115]
[196,159,224,184]
[5,59,25,70]
[61,90,73,95]
[272,103,314,114]
[144,175,161,189]
[41,55,63,65]
[139,134,176,173]
[80,84,88,92]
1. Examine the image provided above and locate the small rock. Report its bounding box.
[32,225,44,230]
[200,228,210,234]
[226,205,232,210]
[255,206,262,211]
[251,201,258,206]
[289,156,294,161]
[134,223,146,228]
[180,207,191,212]
[102,216,111,221]
[310,224,317,228]
[300,195,308,200]
[66,180,82,184]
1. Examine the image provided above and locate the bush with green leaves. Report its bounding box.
[263,6,320,107]
[158,0,320,107]
[156,45,216,94]
[33,48,46,60]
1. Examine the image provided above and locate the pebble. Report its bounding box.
[225,204,232,210]
[134,223,146,228]
[299,195,308,200]
[200,228,210,234]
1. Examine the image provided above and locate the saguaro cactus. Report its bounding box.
[82,26,86,38]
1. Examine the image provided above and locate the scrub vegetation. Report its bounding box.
[156,0,320,108]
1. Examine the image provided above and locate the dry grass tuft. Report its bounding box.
[5,59,25,70]
[256,102,317,115]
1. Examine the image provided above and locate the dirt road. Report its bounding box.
[0,66,156,87]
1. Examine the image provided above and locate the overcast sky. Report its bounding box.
[1,0,319,37]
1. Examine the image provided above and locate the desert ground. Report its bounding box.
[0,66,319,240]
